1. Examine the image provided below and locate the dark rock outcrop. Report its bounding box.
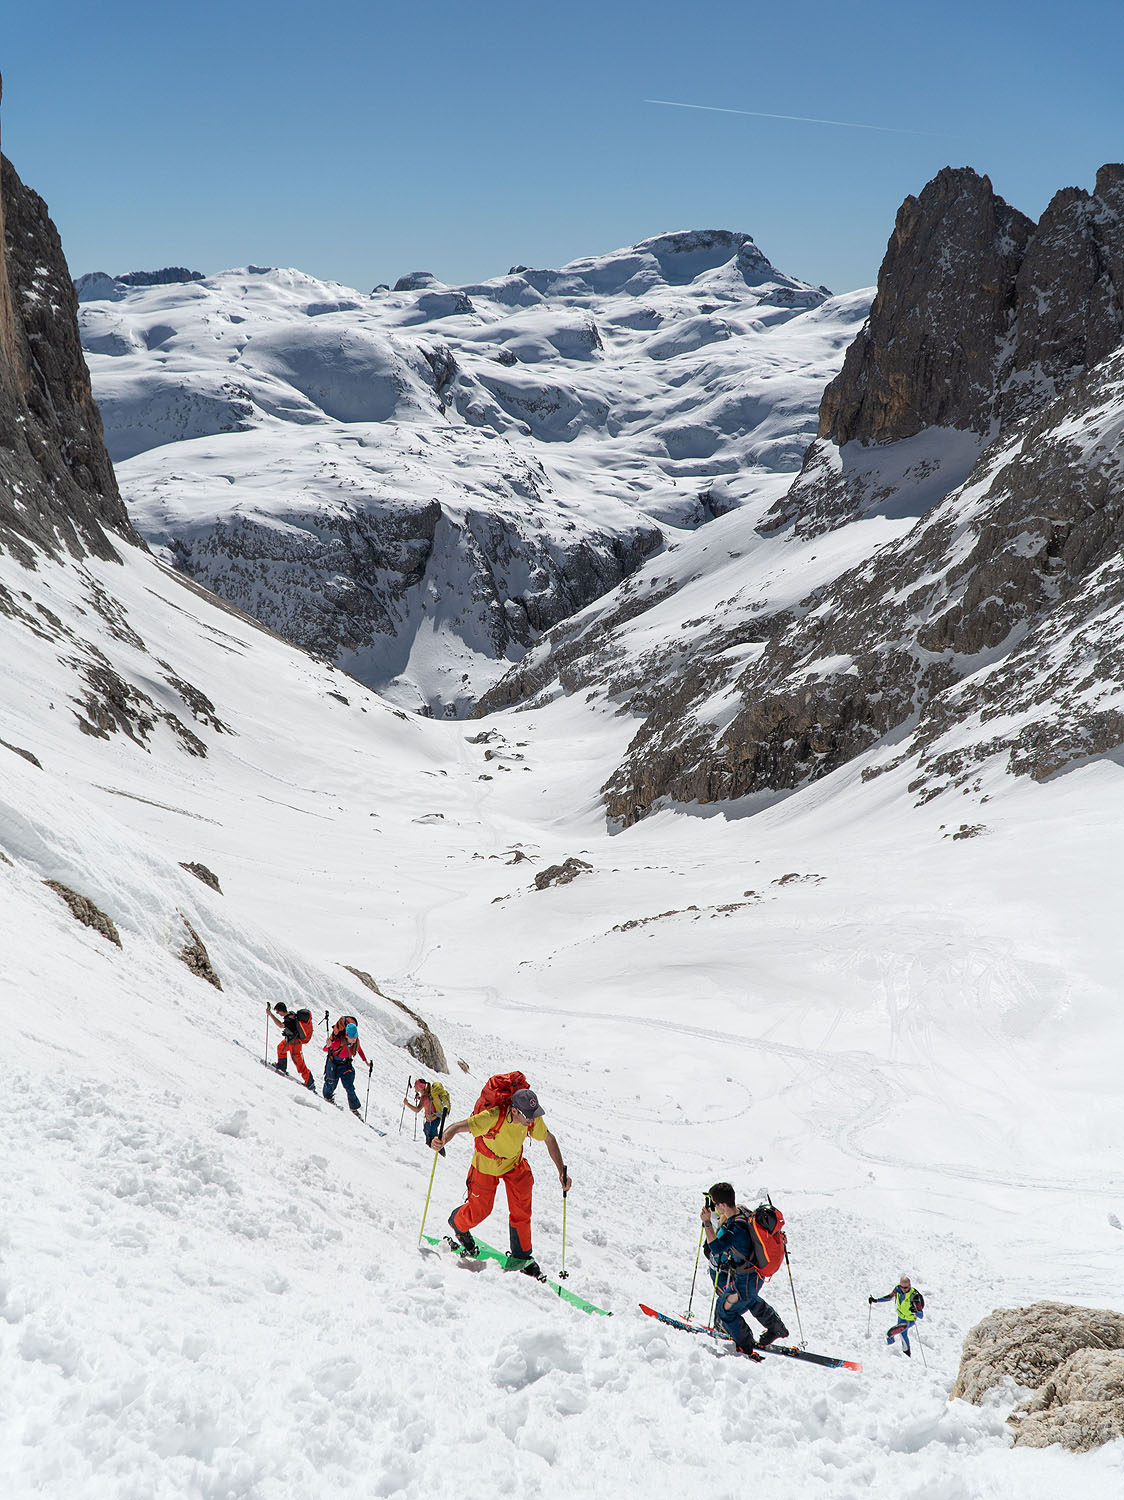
[0,76,142,565]
[116,267,204,287]
[769,162,1124,538]
[179,918,222,988]
[168,495,660,717]
[1,737,41,767]
[819,168,1035,446]
[43,880,121,946]
[180,861,222,893]
[533,857,592,890]
[343,965,449,1073]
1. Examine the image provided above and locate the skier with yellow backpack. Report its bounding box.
[405,1077,451,1153]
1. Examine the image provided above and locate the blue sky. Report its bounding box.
[5,0,1123,293]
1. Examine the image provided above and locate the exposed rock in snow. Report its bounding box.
[534,856,593,890]
[343,965,449,1074]
[43,880,122,947]
[179,860,222,893]
[178,916,222,989]
[1009,1347,1124,1451]
[952,1301,1124,1452]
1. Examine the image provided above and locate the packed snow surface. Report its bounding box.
[3,490,1124,1498]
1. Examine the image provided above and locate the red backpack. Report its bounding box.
[749,1203,787,1278]
[472,1071,529,1115]
[729,1203,787,1279]
[472,1071,530,1157]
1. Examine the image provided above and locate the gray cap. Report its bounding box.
[510,1087,544,1120]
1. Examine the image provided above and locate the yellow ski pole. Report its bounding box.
[417,1108,448,1246]
[686,1193,712,1318]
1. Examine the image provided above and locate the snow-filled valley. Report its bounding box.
[4,127,1124,1498]
[4,512,1124,1498]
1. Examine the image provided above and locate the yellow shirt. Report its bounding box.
[467,1106,549,1176]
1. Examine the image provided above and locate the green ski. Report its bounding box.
[421,1235,611,1317]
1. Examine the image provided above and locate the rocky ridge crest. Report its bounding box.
[771,163,1124,537]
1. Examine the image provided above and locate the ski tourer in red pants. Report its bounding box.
[433,1085,570,1277]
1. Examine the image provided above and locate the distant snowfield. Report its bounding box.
[76,238,870,712]
[4,516,1124,1497]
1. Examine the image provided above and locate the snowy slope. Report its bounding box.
[0,160,1119,1498]
[74,239,869,713]
[4,507,1124,1497]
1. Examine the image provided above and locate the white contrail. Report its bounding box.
[644,98,955,139]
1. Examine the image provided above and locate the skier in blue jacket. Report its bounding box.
[702,1181,789,1358]
[870,1275,925,1355]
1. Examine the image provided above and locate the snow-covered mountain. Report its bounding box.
[74,234,868,714]
[5,128,1124,1498]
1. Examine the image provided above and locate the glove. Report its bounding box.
[868,1295,874,1303]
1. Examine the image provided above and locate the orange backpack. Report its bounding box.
[472,1071,531,1158]
[329,1014,357,1044]
[748,1204,787,1278]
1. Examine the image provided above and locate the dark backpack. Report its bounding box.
[284,1008,314,1043]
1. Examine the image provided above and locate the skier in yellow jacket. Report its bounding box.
[434,1082,570,1276]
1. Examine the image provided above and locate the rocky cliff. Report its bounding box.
[770,163,1124,537]
[474,164,1124,828]
[0,78,140,567]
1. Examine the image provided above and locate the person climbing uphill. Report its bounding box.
[870,1276,925,1356]
[702,1182,790,1358]
[433,1071,570,1277]
[322,1015,368,1116]
[404,1077,450,1152]
[267,1002,316,1090]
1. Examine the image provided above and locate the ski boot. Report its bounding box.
[756,1313,790,1349]
[506,1255,543,1278]
[447,1215,479,1257]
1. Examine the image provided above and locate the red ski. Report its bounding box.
[638,1304,862,1371]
